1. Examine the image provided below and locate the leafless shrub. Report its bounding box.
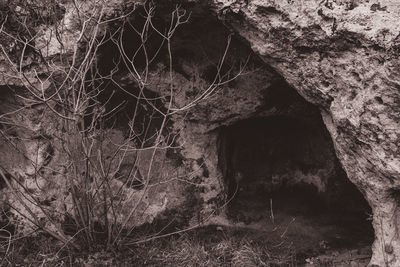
[0,0,244,255]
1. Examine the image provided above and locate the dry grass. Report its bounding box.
[1,225,300,266]
[0,224,371,266]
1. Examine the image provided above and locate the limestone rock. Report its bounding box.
[0,1,398,265]
[207,0,400,265]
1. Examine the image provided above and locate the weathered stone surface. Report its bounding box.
[0,0,190,236]
[0,0,398,265]
[207,0,400,265]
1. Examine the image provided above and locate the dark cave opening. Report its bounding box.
[217,114,374,249]
[90,1,374,252]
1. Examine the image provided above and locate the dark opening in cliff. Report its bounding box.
[217,114,373,249]
[91,0,374,253]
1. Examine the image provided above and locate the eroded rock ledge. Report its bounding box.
[206,0,400,265]
[0,0,398,266]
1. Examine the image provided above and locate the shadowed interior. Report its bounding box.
[218,115,373,250]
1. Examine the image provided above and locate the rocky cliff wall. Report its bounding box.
[0,1,398,265]
[207,0,400,265]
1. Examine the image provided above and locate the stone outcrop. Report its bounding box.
[0,0,398,265]
[206,0,400,265]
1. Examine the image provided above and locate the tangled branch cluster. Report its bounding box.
[0,0,244,255]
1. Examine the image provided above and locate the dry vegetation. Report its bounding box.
[0,0,245,263]
[1,224,371,266]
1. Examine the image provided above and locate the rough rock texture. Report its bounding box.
[0,0,193,235]
[0,0,398,265]
[207,0,400,265]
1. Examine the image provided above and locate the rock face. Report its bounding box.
[207,0,400,265]
[0,0,398,265]
[0,0,194,239]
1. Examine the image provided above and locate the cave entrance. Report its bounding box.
[217,115,373,250]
